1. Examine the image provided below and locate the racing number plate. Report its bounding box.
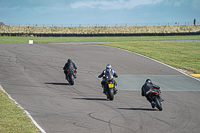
[108,83,114,88]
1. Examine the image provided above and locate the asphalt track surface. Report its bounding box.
[0,43,200,133]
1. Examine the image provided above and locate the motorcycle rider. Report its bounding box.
[98,64,118,94]
[63,59,77,79]
[141,79,164,108]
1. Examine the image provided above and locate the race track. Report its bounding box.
[0,43,200,133]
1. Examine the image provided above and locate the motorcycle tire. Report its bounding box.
[108,88,114,101]
[69,74,74,85]
[155,98,162,111]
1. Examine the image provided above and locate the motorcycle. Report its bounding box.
[149,88,163,111]
[66,66,75,85]
[103,78,117,101]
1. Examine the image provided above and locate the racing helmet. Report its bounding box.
[67,59,72,63]
[146,79,152,84]
[106,64,112,72]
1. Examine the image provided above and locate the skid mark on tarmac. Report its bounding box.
[94,74,200,91]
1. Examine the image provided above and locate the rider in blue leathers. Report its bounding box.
[98,64,118,94]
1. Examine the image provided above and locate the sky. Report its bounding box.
[0,0,200,27]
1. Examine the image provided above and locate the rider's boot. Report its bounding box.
[103,85,106,94]
[160,97,164,102]
[103,89,106,94]
[151,101,155,108]
[114,88,118,94]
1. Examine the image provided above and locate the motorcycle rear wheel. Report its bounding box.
[69,74,74,85]
[108,88,114,101]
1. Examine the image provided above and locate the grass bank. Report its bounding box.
[0,35,200,44]
[92,41,200,74]
[0,87,39,133]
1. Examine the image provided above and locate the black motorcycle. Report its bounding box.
[66,66,75,85]
[104,78,117,101]
[149,89,163,111]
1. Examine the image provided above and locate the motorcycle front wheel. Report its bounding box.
[155,98,162,111]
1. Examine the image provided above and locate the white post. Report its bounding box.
[29,40,33,44]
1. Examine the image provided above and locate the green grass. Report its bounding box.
[92,41,200,73]
[0,88,39,133]
[0,35,200,44]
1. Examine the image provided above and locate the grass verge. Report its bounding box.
[0,35,200,44]
[0,86,39,133]
[92,41,200,73]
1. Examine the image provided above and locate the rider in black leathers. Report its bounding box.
[141,79,163,108]
[63,59,77,79]
[98,64,118,94]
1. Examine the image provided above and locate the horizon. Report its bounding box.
[0,0,200,27]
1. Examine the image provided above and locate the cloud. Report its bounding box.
[70,0,164,10]
[0,6,19,11]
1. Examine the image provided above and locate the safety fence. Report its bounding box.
[1,32,200,37]
[3,21,200,28]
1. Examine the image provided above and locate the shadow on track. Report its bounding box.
[117,108,157,111]
[44,82,70,85]
[73,98,108,101]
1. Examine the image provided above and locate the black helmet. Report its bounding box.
[146,79,152,84]
[67,59,72,63]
